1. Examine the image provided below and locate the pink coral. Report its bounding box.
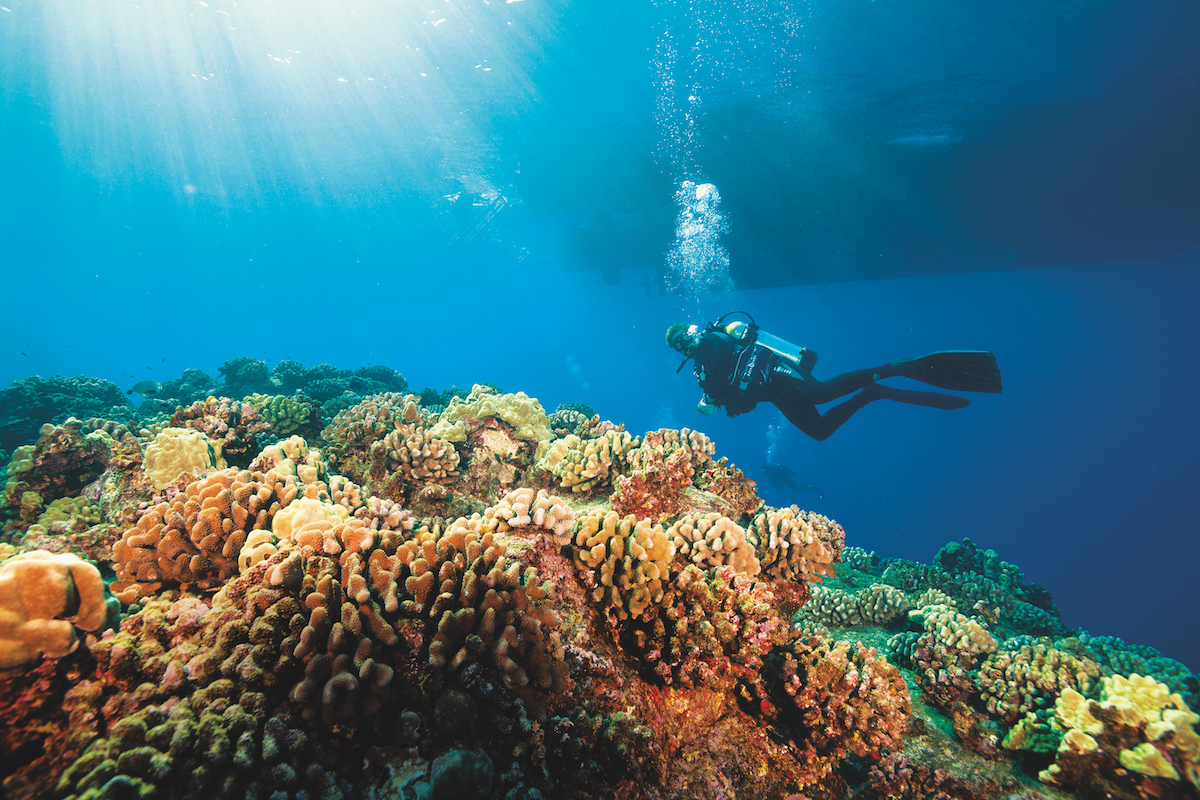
[171,396,269,461]
[769,636,912,785]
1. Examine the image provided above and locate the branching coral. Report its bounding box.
[320,392,425,480]
[747,506,836,583]
[368,427,461,499]
[665,513,759,577]
[890,602,998,709]
[572,509,674,621]
[979,643,1101,723]
[246,393,315,437]
[111,467,300,601]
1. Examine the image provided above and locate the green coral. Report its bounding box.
[37,496,102,530]
[429,385,551,443]
[246,393,312,436]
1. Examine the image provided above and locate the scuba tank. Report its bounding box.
[721,314,819,384]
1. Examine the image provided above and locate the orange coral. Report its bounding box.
[0,550,108,672]
[111,467,299,601]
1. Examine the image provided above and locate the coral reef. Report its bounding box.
[1038,674,1200,798]
[430,385,552,444]
[0,363,1195,800]
[246,392,318,437]
[0,376,129,454]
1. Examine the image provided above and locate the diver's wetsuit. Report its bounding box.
[692,330,966,441]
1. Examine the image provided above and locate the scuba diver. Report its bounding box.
[666,312,1002,441]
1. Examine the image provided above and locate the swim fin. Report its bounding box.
[862,382,971,410]
[887,351,1002,394]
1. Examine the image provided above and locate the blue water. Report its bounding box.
[2,0,1198,671]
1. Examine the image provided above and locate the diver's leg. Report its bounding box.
[772,392,875,441]
[774,382,969,440]
[809,367,888,403]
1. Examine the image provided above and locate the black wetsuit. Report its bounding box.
[692,330,908,441]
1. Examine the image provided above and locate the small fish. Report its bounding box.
[128,380,162,397]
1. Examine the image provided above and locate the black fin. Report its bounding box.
[867,382,972,410]
[893,351,1002,394]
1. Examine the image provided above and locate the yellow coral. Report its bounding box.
[430,385,552,443]
[271,497,350,543]
[143,427,227,489]
[574,510,674,620]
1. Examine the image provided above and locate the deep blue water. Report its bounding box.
[2,0,1198,670]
